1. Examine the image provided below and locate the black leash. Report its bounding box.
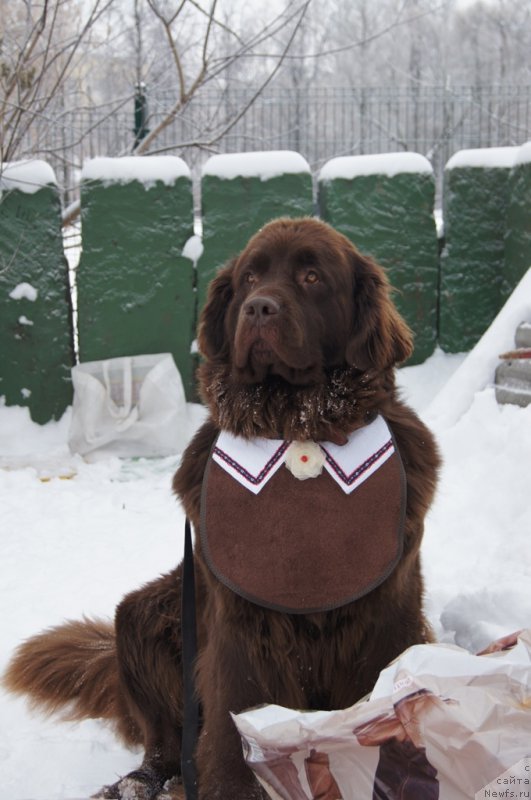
[181,518,199,799]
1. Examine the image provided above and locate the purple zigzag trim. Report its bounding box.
[214,441,289,485]
[322,439,394,486]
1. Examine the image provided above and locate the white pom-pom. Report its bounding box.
[285,441,325,480]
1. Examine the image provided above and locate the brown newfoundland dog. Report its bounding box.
[3,218,439,800]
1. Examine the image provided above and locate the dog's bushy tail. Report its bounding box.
[2,617,142,747]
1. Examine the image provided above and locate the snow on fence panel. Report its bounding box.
[0,160,74,424]
[505,141,531,298]
[76,157,196,399]
[197,151,314,311]
[318,153,439,365]
[439,147,518,354]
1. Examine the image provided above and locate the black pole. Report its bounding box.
[133,82,150,150]
[181,518,199,799]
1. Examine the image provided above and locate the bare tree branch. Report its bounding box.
[3,0,49,107]
[186,0,246,46]
[202,0,218,68]
[203,2,311,146]
[145,0,187,98]
[134,1,311,156]
[216,1,446,62]
[1,0,115,162]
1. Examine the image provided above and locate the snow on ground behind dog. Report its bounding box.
[1,327,531,795]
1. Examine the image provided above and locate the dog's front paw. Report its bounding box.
[91,768,168,800]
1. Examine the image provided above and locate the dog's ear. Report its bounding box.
[345,250,413,371]
[197,260,236,361]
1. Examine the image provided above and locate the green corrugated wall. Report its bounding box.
[505,143,531,297]
[0,164,73,423]
[4,148,531,422]
[440,150,516,352]
[197,153,314,312]
[318,157,439,364]
[76,159,195,398]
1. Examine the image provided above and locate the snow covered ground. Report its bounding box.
[1,303,531,796]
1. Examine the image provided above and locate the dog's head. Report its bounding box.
[198,217,412,386]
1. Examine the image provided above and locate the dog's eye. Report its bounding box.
[304,270,320,285]
[244,272,257,285]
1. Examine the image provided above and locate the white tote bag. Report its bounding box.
[68,353,188,457]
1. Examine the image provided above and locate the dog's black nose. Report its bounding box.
[244,295,280,324]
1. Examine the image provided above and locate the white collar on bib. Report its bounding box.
[212,414,395,495]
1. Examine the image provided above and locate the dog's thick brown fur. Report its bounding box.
[3,218,439,800]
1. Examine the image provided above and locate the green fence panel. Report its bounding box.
[197,151,314,311]
[0,160,73,424]
[318,153,438,365]
[440,147,518,353]
[76,157,195,398]
[505,142,531,297]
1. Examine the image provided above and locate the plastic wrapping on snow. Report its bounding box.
[234,630,531,800]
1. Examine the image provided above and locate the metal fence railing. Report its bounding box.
[19,84,531,207]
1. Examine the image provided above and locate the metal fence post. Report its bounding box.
[133,82,150,149]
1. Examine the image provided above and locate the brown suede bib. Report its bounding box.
[200,430,406,614]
